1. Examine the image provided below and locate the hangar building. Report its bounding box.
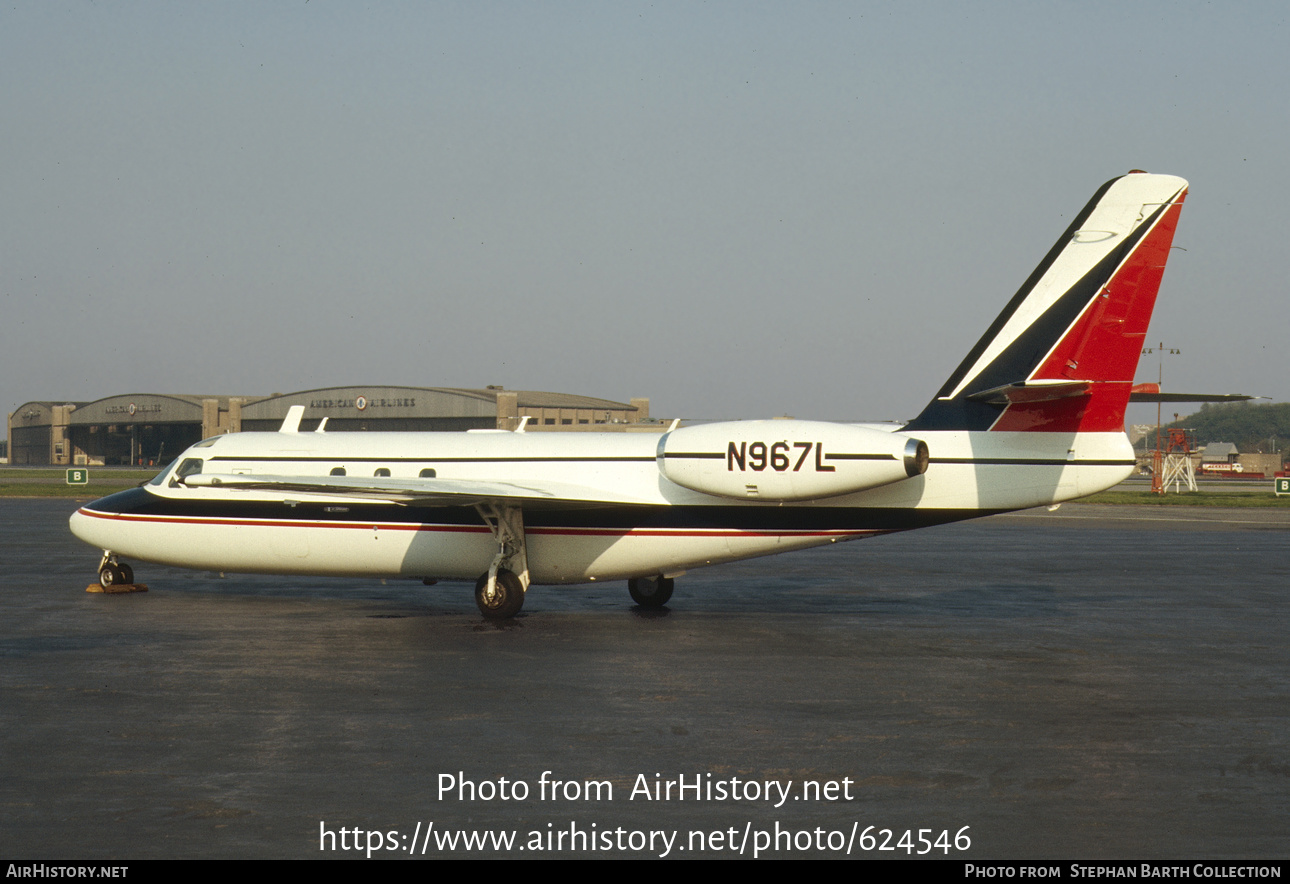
[8,386,652,466]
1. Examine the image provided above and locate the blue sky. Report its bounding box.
[4,2,1286,425]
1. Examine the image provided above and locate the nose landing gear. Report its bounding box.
[95,551,137,589]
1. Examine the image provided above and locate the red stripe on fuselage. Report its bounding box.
[74,506,878,540]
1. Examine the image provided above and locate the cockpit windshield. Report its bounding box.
[147,457,207,489]
[148,460,177,487]
[169,458,204,487]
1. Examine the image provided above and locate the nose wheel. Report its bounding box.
[97,552,134,587]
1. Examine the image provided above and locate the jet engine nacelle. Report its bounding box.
[657,420,928,501]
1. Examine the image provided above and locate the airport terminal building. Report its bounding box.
[7,386,653,466]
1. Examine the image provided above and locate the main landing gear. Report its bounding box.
[97,551,134,587]
[474,504,530,620]
[474,569,525,620]
[627,575,674,608]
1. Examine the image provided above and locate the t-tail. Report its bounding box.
[904,171,1188,435]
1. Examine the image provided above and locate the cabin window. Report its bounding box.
[330,467,347,476]
[374,468,391,477]
[419,468,437,478]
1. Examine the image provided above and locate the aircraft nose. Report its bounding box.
[69,501,112,548]
[68,487,152,553]
[69,505,101,545]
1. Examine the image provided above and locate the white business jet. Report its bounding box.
[71,172,1189,618]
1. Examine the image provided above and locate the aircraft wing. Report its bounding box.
[180,473,659,507]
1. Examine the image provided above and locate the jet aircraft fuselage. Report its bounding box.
[71,172,1190,618]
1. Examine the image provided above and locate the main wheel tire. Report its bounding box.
[118,563,134,585]
[475,569,525,620]
[99,565,125,586]
[628,575,674,608]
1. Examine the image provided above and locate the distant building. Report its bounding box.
[8,386,654,466]
[1201,441,1239,463]
[1198,441,1246,476]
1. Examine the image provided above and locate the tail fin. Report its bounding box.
[905,172,1188,433]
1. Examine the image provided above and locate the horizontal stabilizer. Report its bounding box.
[1128,383,1257,404]
[967,380,1092,406]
